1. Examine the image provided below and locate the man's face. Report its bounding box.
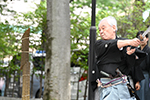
[140,36,148,46]
[98,19,116,40]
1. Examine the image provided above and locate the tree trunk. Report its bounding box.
[39,55,44,98]
[84,79,88,100]
[44,0,70,100]
[12,70,15,97]
[30,68,34,98]
[21,28,30,100]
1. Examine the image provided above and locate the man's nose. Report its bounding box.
[100,30,103,34]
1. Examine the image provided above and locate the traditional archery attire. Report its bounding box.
[136,45,150,100]
[91,38,146,100]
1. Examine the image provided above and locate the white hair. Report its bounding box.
[98,16,118,31]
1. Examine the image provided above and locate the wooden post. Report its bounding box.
[20,28,30,100]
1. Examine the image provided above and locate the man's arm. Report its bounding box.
[117,38,141,49]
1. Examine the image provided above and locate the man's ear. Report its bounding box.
[112,25,116,31]
[146,37,149,41]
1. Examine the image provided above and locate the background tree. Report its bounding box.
[43,0,70,100]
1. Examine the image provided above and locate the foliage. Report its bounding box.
[95,0,150,38]
[0,0,18,60]
[13,0,47,50]
[0,23,19,59]
[70,0,91,70]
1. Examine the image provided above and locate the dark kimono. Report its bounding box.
[90,38,146,91]
[136,45,150,100]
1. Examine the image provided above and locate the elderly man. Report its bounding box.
[91,16,146,100]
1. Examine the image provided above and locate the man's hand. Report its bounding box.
[96,79,102,87]
[135,81,140,90]
[126,47,136,55]
[129,38,141,47]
